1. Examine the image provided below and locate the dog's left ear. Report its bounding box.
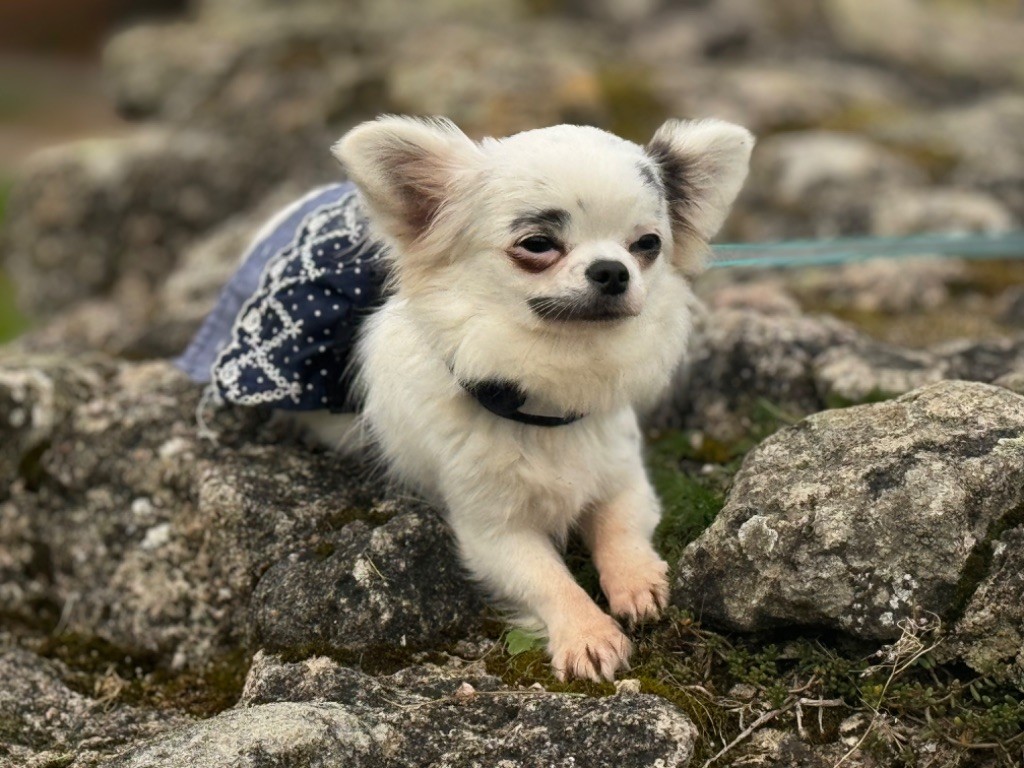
[333,115,480,247]
[646,119,754,244]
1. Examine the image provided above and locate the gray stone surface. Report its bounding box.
[674,381,1024,640]
[790,257,969,315]
[823,0,1024,87]
[111,652,700,768]
[11,184,312,361]
[868,187,1016,237]
[656,307,861,442]
[874,93,1024,221]
[742,131,925,240]
[0,357,481,671]
[936,336,1024,384]
[1,130,286,319]
[813,341,949,406]
[653,62,911,140]
[102,10,371,129]
[948,527,1024,689]
[251,509,487,656]
[0,356,109,499]
[0,644,189,768]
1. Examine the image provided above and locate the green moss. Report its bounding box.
[485,646,615,698]
[140,649,252,717]
[33,756,74,768]
[36,632,161,680]
[318,506,393,533]
[35,632,250,718]
[311,541,337,561]
[645,431,732,563]
[275,643,451,676]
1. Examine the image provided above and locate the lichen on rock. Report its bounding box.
[674,380,1024,642]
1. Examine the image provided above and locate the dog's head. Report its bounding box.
[334,116,753,412]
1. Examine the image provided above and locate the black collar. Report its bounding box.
[460,379,585,428]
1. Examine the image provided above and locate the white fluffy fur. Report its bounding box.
[307,116,753,681]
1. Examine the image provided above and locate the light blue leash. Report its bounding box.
[708,231,1024,269]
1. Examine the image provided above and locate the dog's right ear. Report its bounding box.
[333,115,480,248]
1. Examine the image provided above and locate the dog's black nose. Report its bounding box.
[585,260,629,296]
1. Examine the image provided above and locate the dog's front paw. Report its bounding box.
[549,611,632,683]
[601,551,669,626]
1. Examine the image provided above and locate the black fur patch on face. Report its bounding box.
[646,139,695,234]
[528,295,634,322]
[637,161,664,195]
[510,208,570,235]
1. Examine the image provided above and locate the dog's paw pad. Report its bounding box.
[602,555,669,626]
[549,614,632,683]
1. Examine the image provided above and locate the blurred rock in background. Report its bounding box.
[2,0,1023,355]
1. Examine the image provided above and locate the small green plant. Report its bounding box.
[504,627,545,656]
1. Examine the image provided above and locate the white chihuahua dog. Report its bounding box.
[331,116,752,681]
[182,115,752,681]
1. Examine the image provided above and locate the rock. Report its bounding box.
[1,130,287,319]
[10,184,312,361]
[698,277,802,317]
[0,356,109,499]
[654,61,912,141]
[674,381,1024,640]
[198,0,525,32]
[733,723,966,768]
[813,340,948,407]
[250,509,487,656]
[238,651,506,706]
[103,6,601,142]
[993,369,1024,397]
[111,652,700,767]
[995,286,1024,330]
[384,22,606,137]
[657,307,860,442]
[0,357,480,670]
[873,94,1024,222]
[12,298,151,360]
[0,643,188,767]
[948,527,1024,689]
[102,11,374,129]
[869,187,1016,236]
[0,357,114,628]
[757,132,922,210]
[140,187,311,358]
[790,257,968,315]
[823,0,1024,88]
[935,336,1024,383]
[626,0,822,66]
[742,131,925,240]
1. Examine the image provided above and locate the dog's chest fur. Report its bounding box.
[339,300,646,536]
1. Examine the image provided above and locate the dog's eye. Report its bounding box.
[632,234,661,253]
[519,236,559,254]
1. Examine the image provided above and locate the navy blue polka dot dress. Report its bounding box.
[176,182,388,413]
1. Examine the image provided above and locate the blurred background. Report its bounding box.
[0,0,1022,354]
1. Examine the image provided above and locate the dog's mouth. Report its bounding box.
[527,295,639,323]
